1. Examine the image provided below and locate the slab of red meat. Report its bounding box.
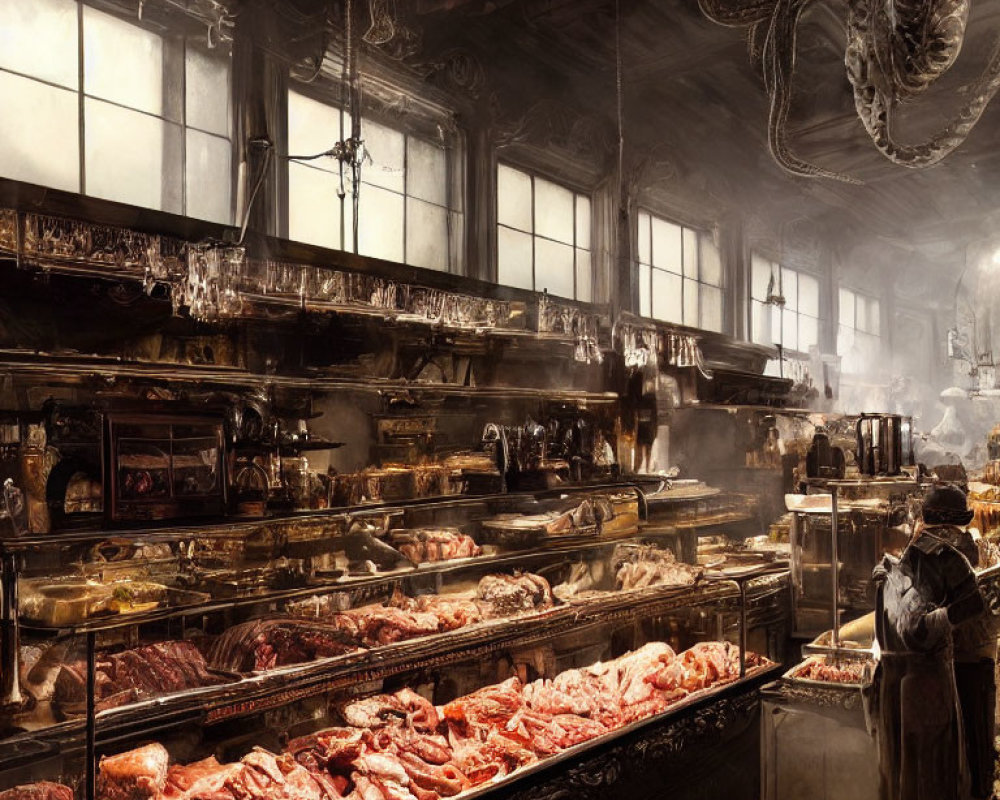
[405,597,486,633]
[239,748,342,800]
[548,714,609,747]
[370,728,451,766]
[476,574,552,617]
[677,641,738,692]
[161,756,243,800]
[352,755,419,800]
[207,618,358,672]
[547,669,623,728]
[392,529,481,565]
[341,689,438,734]
[0,783,73,800]
[522,677,592,717]
[442,677,523,736]
[613,642,676,706]
[97,742,170,800]
[286,728,369,774]
[394,753,468,798]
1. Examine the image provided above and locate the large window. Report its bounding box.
[838,287,881,373]
[287,90,461,272]
[496,164,592,301]
[636,211,722,331]
[0,0,232,223]
[750,254,819,353]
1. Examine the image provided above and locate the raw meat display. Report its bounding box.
[475,573,553,616]
[98,742,170,800]
[207,618,360,672]
[0,784,74,800]
[791,657,871,684]
[53,640,227,710]
[614,546,700,591]
[394,595,488,632]
[212,572,554,674]
[99,641,769,800]
[331,605,443,648]
[389,529,481,565]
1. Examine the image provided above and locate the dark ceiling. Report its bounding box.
[410,0,1000,279]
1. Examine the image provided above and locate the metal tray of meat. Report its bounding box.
[783,655,872,689]
[480,516,599,548]
[452,661,782,800]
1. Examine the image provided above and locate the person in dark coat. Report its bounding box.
[921,489,997,799]
[872,483,986,800]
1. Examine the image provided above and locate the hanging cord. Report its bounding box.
[237,139,273,245]
[348,0,363,253]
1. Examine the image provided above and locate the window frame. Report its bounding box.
[837,286,882,373]
[635,208,723,332]
[749,253,821,356]
[495,160,594,301]
[0,0,234,223]
[285,80,464,274]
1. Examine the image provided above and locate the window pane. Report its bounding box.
[751,299,772,346]
[0,0,78,89]
[576,249,592,303]
[288,163,343,249]
[682,227,698,280]
[576,195,591,250]
[358,183,403,262]
[535,238,575,299]
[683,279,699,327]
[363,119,404,193]
[497,164,531,231]
[85,98,182,212]
[0,73,79,191]
[651,217,682,273]
[751,253,775,301]
[84,6,164,117]
[637,211,651,266]
[186,47,230,137]
[186,129,231,224]
[798,273,819,317]
[639,263,652,317]
[700,285,723,333]
[498,226,533,290]
[799,314,818,351]
[700,234,722,287]
[771,305,783,346]
[407,137,446,206]
[837,324,855,357]
[839,288,855,327]
[652,269,682,324]
[856,296,867,332]
[869,299,881,336]
[406,197,448,271]
[534,177,574,244]
[781,268,798,313]
[288,91,346,172]
[782,307,798,351]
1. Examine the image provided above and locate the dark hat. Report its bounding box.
[922,483,974,526]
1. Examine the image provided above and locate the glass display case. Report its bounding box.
[0,483,786,800]
[107,415,226,523]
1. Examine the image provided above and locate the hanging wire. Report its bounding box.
[237,143,273,245]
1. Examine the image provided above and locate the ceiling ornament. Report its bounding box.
[698,0,1000,181]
